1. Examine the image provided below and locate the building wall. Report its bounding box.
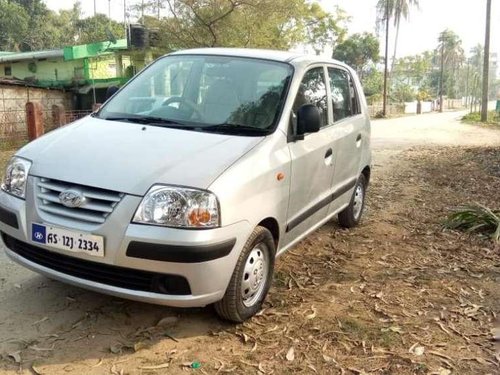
[88,55,131,80]
[0,85,71,111]
[0,59,84,84]
[0,84,72,134]
[0,53,130,85]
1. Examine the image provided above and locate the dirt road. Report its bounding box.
[372,107,500,150]
[0,111,499,374]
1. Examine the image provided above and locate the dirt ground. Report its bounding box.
[0,111,499,374]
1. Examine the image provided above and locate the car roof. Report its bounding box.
[168,47,349,68]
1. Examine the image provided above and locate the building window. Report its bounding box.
[4,66,12,76]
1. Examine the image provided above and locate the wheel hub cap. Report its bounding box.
[353,184,364,220]
[241,245,268,307]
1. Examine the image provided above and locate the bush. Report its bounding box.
[444,204,500,243]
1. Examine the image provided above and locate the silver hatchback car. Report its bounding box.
[0,48,371,322]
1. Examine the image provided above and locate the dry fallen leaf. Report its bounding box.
[238,332,250,343]
[31,362,43,375]
[322,354,333,362]
[251,342,258,352]
[29,345,54,352]
[286,347,295,362]
[307,364,318,373]
[433,368,451,375]
[138,363,170,370]
[32,317,48,325]
[409,344,425,356]
[91,358,103,368]
[381,326,402,333]
[305,306,317,320]
[8,351,21,363]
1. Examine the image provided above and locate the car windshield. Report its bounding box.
[97,55,293,135]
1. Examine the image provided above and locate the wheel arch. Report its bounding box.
[361,165,371,186]
[257,217,280,250]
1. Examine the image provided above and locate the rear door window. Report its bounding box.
[327,67,360,122]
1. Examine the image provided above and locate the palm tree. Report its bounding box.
[481,0,492,122]
[376,0,419,116]
[390,0,420,70]
[469,44,484,110]
[437,29,464,111]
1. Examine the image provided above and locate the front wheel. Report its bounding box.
[214,226,275,322]
[338,174,367,228]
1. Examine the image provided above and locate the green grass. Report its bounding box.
[462,111,500,126]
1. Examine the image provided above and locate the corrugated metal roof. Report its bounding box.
[0,49,64,63]
[0,77,46,88]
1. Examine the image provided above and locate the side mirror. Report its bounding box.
[296,104,321,139]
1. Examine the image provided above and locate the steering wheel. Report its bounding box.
[162,96,203,120]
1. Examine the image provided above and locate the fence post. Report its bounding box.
[52,104,67,127]
[26,101,44,141]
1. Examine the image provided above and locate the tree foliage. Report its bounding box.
[0,0,125,51]
[140,0,347,52]
[0,0,345,55]
[304,3,348,55]
[332,32,380,76]
[0,1,29,51]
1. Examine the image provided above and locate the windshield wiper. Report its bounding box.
[102,115,192,128]
[202,123,269,136]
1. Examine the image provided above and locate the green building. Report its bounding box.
[0,39,152,109]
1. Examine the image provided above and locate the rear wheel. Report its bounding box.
[214,226,275,322]
[338,174,367,228]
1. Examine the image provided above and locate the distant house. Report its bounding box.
[0,39,151,109]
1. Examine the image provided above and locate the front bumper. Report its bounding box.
[0,181,251,307]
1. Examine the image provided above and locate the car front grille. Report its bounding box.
[1,233,191,295]
[36,178,124,224]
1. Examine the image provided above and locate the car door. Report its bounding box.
[326,66,364,213]
[283,66,338,244]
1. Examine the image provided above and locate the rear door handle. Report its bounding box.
[325,148,333,158]
[356,134,362,141]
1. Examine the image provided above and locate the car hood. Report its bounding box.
[18,116,263,196]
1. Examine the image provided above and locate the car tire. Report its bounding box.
[214,226,275,323]
[338,174,367,228]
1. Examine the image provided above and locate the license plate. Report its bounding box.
[31,223,104,257]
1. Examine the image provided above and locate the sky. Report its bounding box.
[44,0,499,59]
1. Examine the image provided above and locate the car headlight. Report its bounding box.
[1,157,32,199]
[133,185,220,228]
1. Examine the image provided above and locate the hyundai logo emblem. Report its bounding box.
[59,189,86,208]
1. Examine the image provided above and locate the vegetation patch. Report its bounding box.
[462,111,500,126]
[445,204,500,243]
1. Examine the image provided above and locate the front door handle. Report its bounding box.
[324,148,333,166]
[356,133,362,148]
